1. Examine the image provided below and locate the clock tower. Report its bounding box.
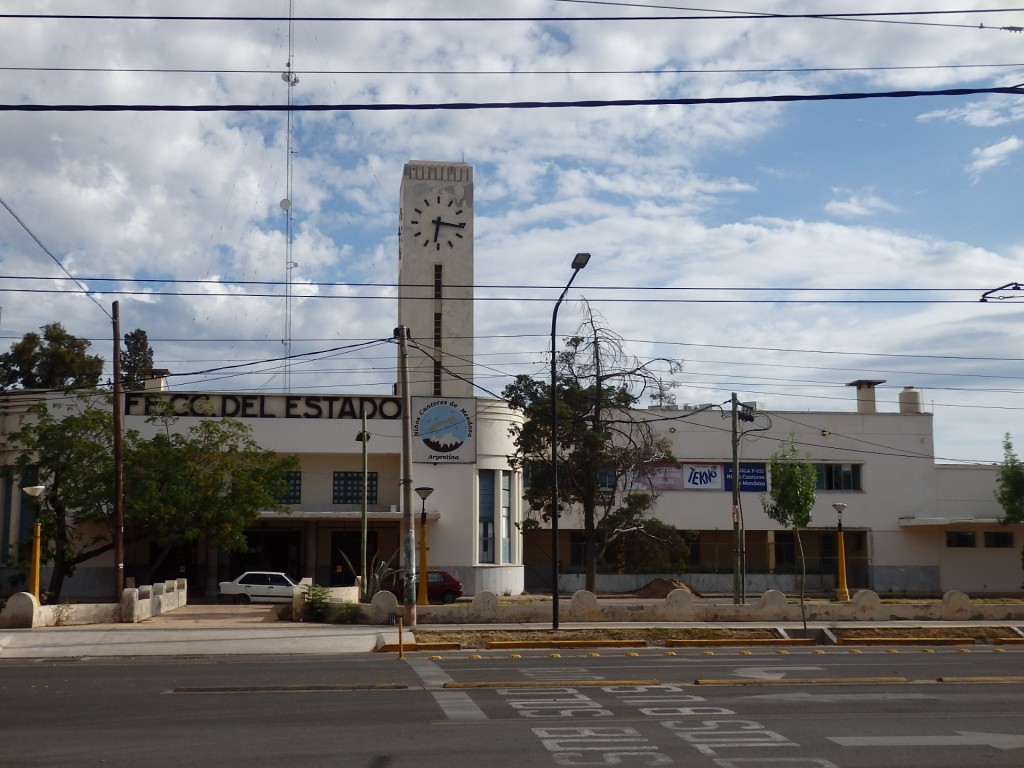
[398,161,474,397]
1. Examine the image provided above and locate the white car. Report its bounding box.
[218,571,299,604]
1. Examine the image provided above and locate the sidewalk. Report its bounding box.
[2,604,1020,660]
[0,605,399,658]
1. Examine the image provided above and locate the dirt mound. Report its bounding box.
[634,577,702,599]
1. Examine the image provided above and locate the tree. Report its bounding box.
[126,418,299,583]
[601,493,692,574]
[503,303,681,592]
[12,398,119,599]
[10,399,298,599]
[761,435,818,629]
[0,322,103,391]
[121,328,155,391]
[995,434,1024,525]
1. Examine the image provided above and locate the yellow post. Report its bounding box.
[21,485,46,601]
[30,521,41,601]
[836,528,850,601]
[833,502,850,602]
[414,487,433,606]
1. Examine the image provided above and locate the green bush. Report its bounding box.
[303,583,330,622]
[331,602,364,624]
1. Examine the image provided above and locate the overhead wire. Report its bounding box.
[3,83,1023,112]
[3,63,1022,76]
[2,9,1022,29]
[0,196,111,320]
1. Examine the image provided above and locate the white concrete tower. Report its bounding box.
[398,161,475,397]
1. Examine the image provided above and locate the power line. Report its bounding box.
[3,62,1021,76]
[0,196,111,320]
[2,9,1021,26]
[3,84,1022,112]
[0,285,1013,304]
[0,273,1004,294]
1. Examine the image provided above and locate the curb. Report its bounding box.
[667,638,815,647]
[376,642,461,653]
[484,639,647,650]
[836,637,976,646]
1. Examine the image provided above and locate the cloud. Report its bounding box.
[3,1,1024,463]
[965,136,1022,179]
[824,189,898,218]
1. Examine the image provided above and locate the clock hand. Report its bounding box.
[432,216,442,242]
[436,220,466,230]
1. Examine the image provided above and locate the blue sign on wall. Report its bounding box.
[723,463,767,492]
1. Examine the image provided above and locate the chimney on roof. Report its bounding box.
[143,369,171,392]
[847,379,885,414]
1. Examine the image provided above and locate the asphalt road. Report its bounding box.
[2,647,1022,768]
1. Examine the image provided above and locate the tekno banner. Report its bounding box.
[411,397,477,463]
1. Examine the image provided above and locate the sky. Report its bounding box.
[1,1,1023,465]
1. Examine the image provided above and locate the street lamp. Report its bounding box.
[356,409,371,600]
[415,486,434,605]
[832,502,850,602]
[21,485,45,601]
[551,252,591,631]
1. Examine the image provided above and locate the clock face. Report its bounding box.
[406,194,468,252]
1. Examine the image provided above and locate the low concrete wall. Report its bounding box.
[291,583,360,621]
[0,579,188,628]
[121,579,189,624]
[365,588,1024,625]
[560,572,834,596]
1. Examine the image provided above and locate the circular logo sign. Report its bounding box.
[418,403,469,453]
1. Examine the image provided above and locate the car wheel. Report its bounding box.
[234,593,251,605]
[441,591,457,604]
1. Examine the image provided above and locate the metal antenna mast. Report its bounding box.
[280,0,299,391]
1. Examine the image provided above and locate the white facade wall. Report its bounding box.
[622,395,1018,595]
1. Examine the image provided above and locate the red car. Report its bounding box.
[383,570,463,604]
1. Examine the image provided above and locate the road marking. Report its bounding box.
[406,656,488,721]
[732,666,824,680]
[829,732,1024,751]
[744,692,935,703]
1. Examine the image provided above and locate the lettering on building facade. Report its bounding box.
[124,393,403,420]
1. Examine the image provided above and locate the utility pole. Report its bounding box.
[731,393,755,604]
[112,301,125,599]
[395,326,416,627]
[357,407,370,600]
[731,393,741,605]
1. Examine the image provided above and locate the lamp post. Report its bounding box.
[551,252,591,631]
[21,485,45,601]
[415,486,434,605]
[356,409,371,600]
[832,502,850,602]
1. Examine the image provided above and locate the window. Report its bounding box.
[596,468,617,490]
[945,531,976,548]
[333,471,378,505]
[774,531,796,568]
[433,312,443,395]
[569,533,586,568]
[478,470,495,563]
[501,470,512,564]
[279,471,302,504]
[984,531,1014,548]
[815,463,862,491]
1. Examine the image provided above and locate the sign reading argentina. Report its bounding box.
[411,396,477,463]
